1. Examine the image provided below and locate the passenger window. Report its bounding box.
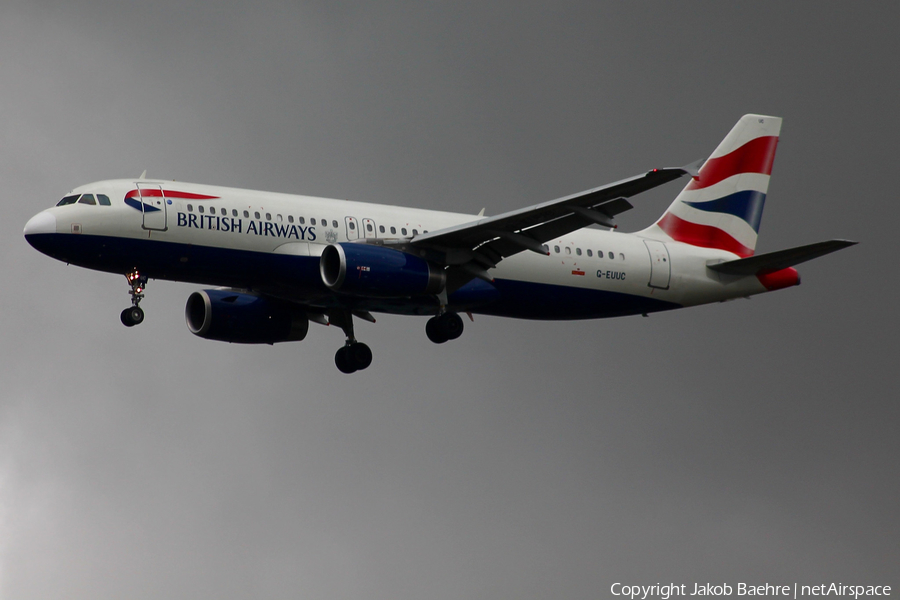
[255,211,261,219]
[97,194,111,206]
[333,220,338,228]
[412,229,418,236]
[401,227,408,236]
[288,215,294,223]
[587,249,592,257]
[390,226,396,234]
[620,253,625,260]
[349,221,355,230]
[78,194,96,205]
[554,245,560,253]
[597,250,603,258]
[310,218,316,225]
[232,209,238,217]
[379,225,385,233]
[199,205,205,213]
[220,208,226,216]
[366,223,373,232]
[565,247,571,255]
[266,213,271,221]
[609,251,614,260]
[299,217,305,224]
[243,210,249,218]
[276,214,282,222]
[576,248,582,256]
[56,195,80,206]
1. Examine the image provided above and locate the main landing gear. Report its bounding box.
[329,309,373,374]
[120,269,147,327]
[425,311,463,344]
[335,342,373,374]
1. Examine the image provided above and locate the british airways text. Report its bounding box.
[177,212,317,241]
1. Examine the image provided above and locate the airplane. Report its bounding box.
[24,114,855,373]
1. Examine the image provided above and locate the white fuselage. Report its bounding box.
[25,179,774,320]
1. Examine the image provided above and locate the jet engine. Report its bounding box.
[320,243,445,297]
[185,289,309,344]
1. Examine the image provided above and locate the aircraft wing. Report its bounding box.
[407,163,698,282]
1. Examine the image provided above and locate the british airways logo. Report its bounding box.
[125,188,217,213]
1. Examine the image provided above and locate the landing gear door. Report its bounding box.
[644,239,671,289]
[345,216,359,240]
[136,183,167,231]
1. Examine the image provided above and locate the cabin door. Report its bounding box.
[644,240,671,289]
[136,183,167,231]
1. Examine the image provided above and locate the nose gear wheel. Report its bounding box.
[121,306,144,327]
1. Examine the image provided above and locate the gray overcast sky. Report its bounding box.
[2,2,897,599]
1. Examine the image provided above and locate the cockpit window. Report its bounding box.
[56,193,111,207]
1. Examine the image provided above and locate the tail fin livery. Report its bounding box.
[641,114,782,257]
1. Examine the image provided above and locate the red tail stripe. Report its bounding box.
[686,136,778,191]
[657,213,754,257]
[126,189,220,200]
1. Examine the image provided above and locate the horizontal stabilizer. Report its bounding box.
[707,239,857,276]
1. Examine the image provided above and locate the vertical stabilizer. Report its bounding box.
[640,114,782,257]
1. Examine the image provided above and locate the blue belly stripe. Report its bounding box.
[24,232,681,319]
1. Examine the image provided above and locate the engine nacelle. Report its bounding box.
[320,243,445,297]
[185,289,309,344]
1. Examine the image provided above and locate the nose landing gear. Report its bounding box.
[120,269,147,327]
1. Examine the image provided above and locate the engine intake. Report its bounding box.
[185,289,309,344]
[320,243,445,297]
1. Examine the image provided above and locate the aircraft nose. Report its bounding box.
[24,210,57,238]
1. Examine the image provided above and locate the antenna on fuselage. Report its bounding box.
[138,170,147,180]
